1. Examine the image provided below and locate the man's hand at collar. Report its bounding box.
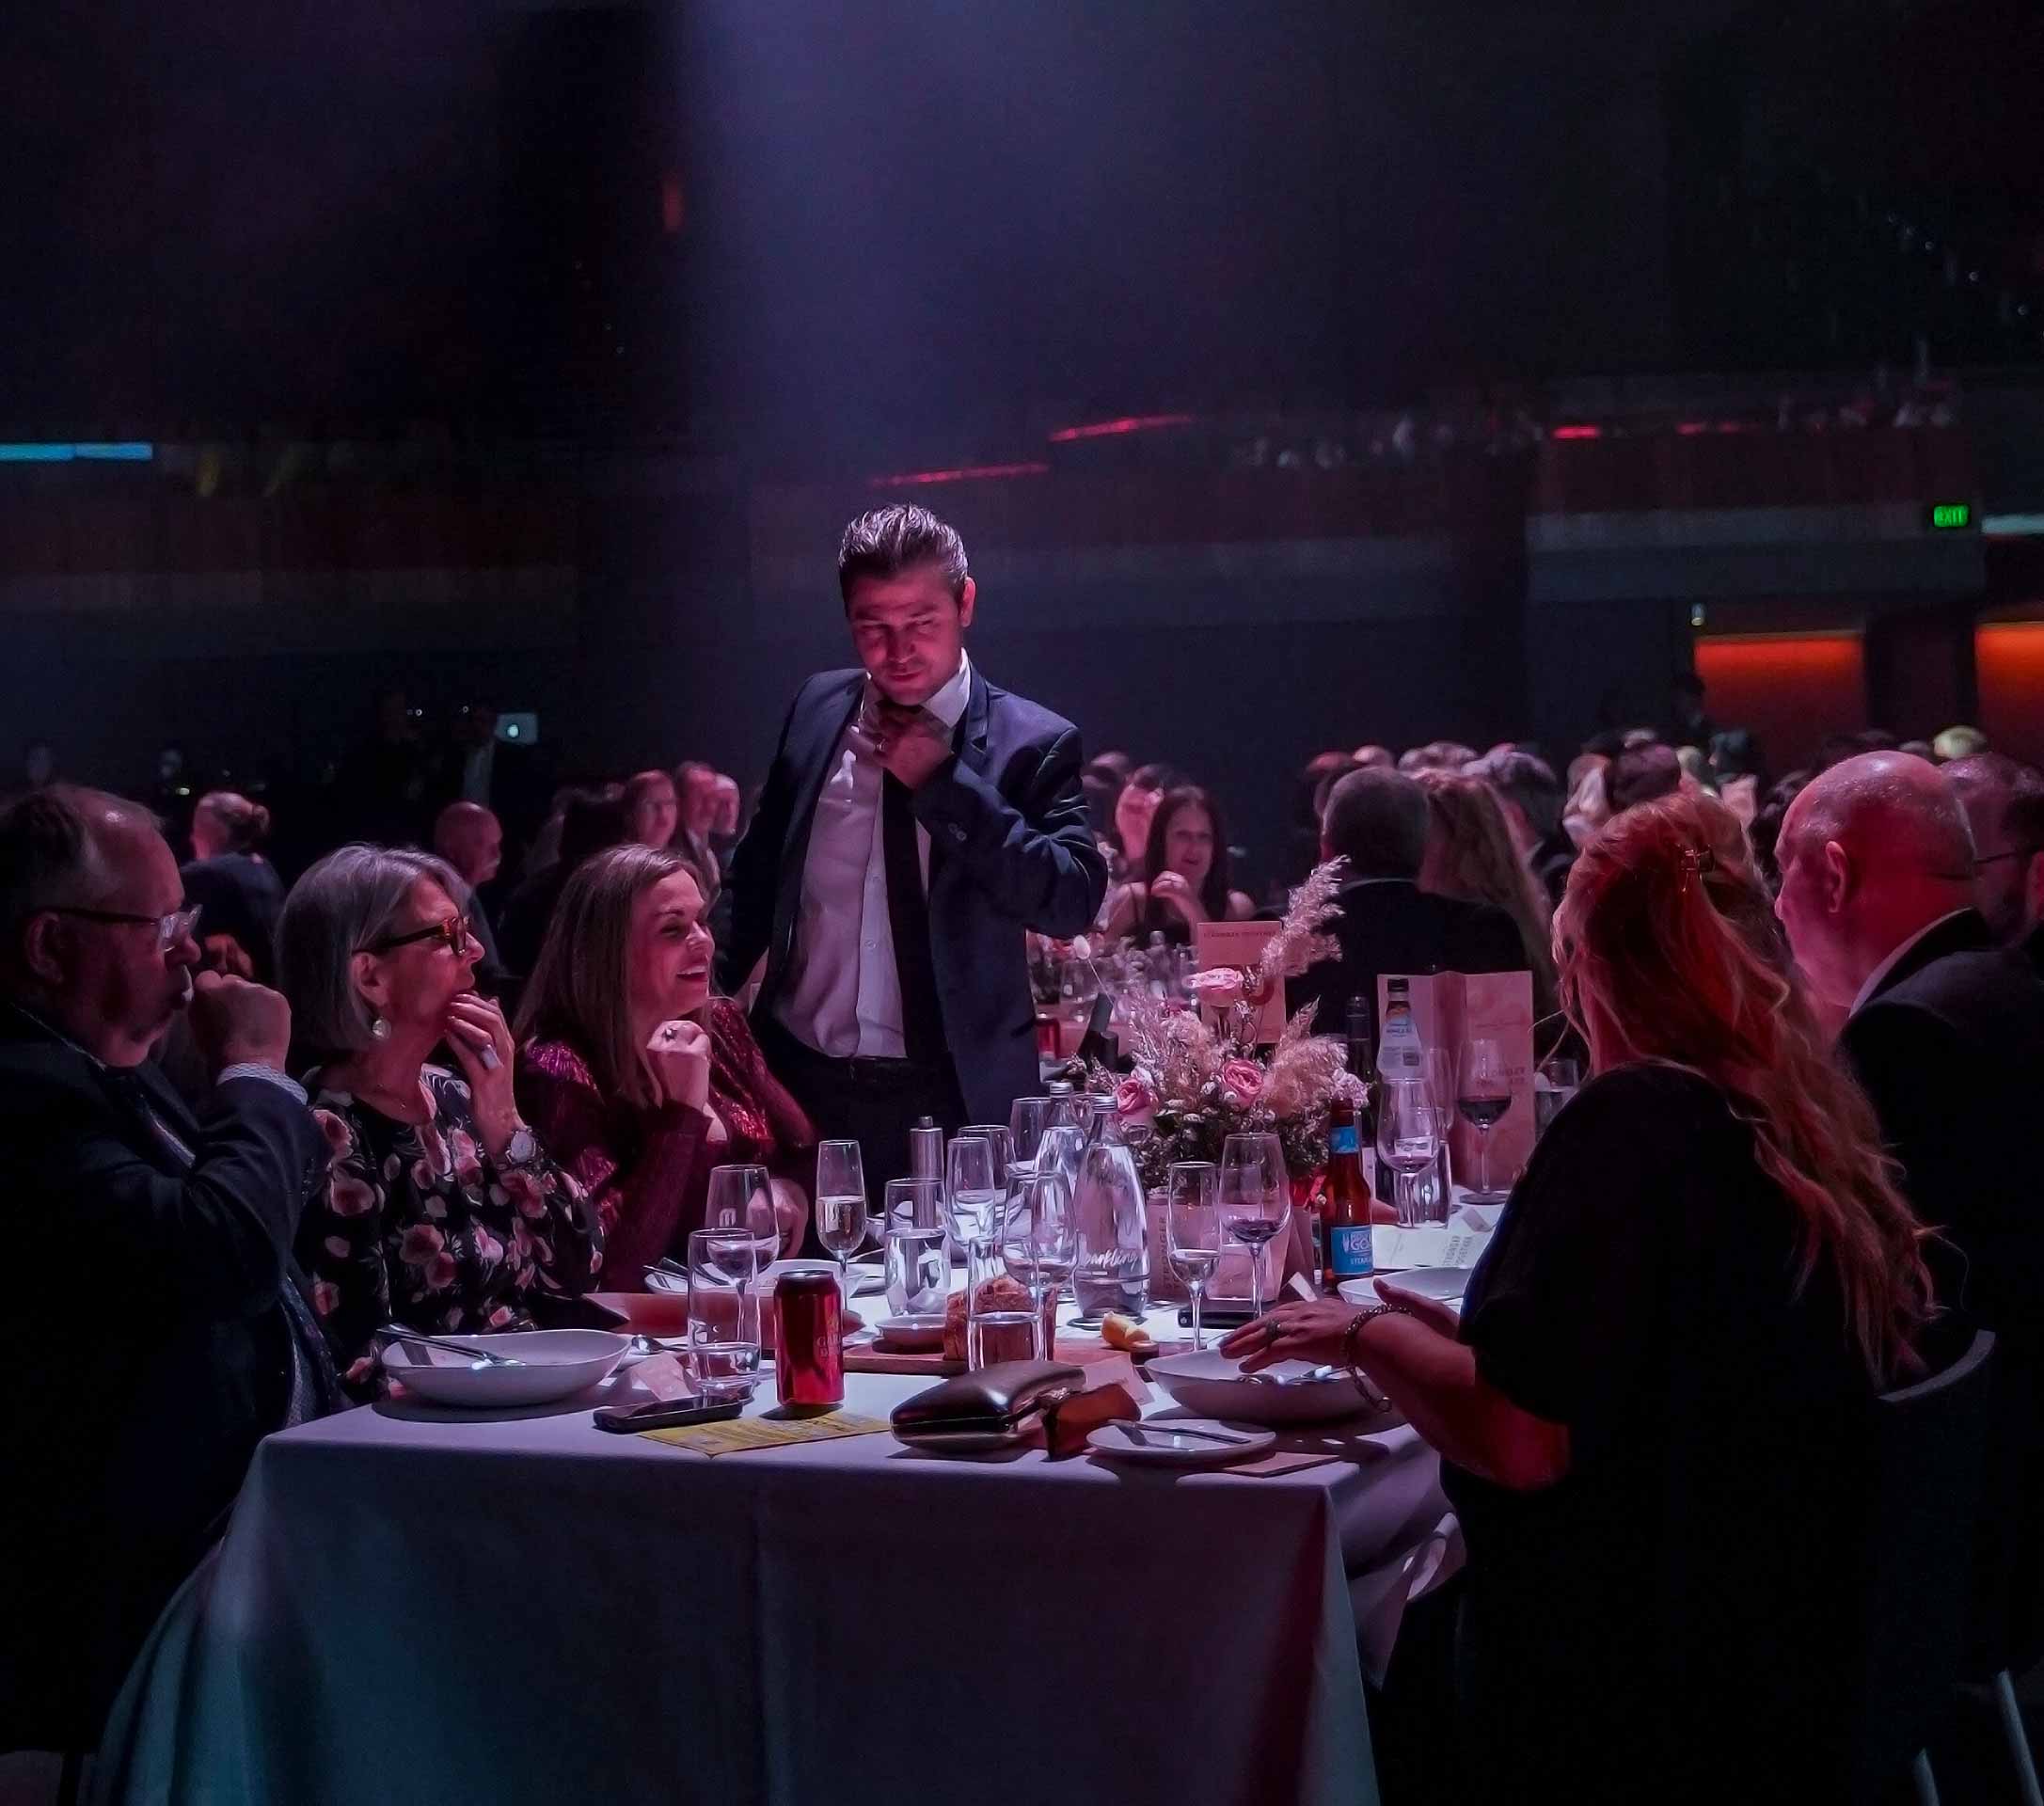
[871,701,954,792]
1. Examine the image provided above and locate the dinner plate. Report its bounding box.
[1145,1349,1383,1425]
[1086,1418,1276,1467]
[381,1329,630,1408]
[1341,1266,1471,1307]
[874,1314,947,1351]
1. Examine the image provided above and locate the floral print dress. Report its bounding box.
[298,1065,603,1396]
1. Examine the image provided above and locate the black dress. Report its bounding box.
[1444,1064,1876,1803]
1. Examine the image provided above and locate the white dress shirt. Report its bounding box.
[777,653,973,1058]
[1849,909,1972,1017]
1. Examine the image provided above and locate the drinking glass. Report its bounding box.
[884,1224,950,1319]
[1376,1079,1442,1228]
[1456,1038,1513,1200]
[1534,1056,1582,1141]
[1421,1045,1458,1213]
[1165,1161,1223,1351]
[684,1227,760,1400]
[814,1140,866,1298]
[966,1233,1036,1370]
[1008,1097,1057,1175]
[705,1164,779,1267]
[1218,1133,1290,1321]
[945,1134,1001,1249]
[883,1176,944,1233]
[959,1125,1012,1190]
[1001,1166,1078,1359]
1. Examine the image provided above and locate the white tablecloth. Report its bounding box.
[92,1339,1449,1806]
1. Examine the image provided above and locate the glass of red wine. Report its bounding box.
[1456,1038,1513,1201]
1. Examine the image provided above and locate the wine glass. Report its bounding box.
[1376,1078,1442,1228]
[1008,1097,1057,1175]
[1218,1133,1289,1321]
[945,1134,1001,1250]
[705,1164,778,1267]
[814,1141,866,1300]
[1457,1038,1513,1200]
[1001,1167,1078,1359]
[1165,1161,1222,1351]
[959,1125,1012,1190]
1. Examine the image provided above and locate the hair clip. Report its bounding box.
[1679,844,1717,894]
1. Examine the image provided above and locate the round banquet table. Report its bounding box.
[88,1303,1453,1806]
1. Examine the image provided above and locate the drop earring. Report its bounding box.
[370,1014,391,1042]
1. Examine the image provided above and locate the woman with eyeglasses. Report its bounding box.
[277,846,601,1395]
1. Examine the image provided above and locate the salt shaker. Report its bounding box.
[774,1270,844,1406]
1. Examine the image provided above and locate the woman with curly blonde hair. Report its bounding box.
[1228,791,1936,1800]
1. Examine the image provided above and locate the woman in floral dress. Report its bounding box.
[278,846,601,1395]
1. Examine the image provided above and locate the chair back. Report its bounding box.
[1846,1327,1997,1798]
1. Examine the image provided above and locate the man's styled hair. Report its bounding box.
[837,505,970,607]
[1321,769,1429,879]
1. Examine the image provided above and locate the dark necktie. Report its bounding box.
[881,773,945,1064]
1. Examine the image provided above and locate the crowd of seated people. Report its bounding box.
[7,689,2044,1799]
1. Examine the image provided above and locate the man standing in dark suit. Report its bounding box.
[719,505,1107,1184]
[0,786,337,1760]
[1776,752,2044,1668]
[1288,768,1527,1032]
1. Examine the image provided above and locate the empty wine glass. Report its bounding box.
[944,1134,1001,1249]
[1165,1161,1223,1351]
[1008,1097,1057,1175]
[1001,1166,1078,1359]
[814,1141,866,1299]
[705,1164,778,1267]
[1376,1078,1441,1228]
[959,1125,1012,1189]
[1218,1133,1290,1321]
[1457,1038,1513,1201]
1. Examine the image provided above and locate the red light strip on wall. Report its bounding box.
[1046,413,1197,443]
[867,461,1051,488]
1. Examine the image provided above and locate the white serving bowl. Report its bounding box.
[1144,1348,1382,1425]
[381,1328,629,1408]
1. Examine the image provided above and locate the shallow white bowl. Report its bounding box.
[1144,1349,1381,1425]
[381,1328,629,1408]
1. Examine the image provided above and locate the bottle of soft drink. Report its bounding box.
[1321,1097,1376,1289]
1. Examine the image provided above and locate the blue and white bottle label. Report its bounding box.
[1329,1224,1374,1280]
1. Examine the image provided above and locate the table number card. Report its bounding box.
[1194,919,1286,1045]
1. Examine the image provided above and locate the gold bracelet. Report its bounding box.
[1341,1302,1414,1379]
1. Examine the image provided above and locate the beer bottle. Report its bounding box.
[1322,1096,1376,1288]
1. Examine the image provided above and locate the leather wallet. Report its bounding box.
[891,1359,1085,1445]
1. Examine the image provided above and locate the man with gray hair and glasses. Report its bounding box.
[0,785,339,1767]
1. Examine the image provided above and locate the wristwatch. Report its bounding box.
[500,1123,538,1167]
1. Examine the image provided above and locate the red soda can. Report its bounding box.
[774,1269,844,1406]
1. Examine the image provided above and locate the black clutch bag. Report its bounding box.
[890,1359,1086,1448]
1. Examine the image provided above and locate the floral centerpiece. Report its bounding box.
[1087,859,1366,1191]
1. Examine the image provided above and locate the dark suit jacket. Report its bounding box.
[1286,878,1528,1032]
[1841,910,2044,1669]
[0,1006,331,1751]
[719,664,1107,1127]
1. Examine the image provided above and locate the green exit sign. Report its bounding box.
[1929,501,1973,530]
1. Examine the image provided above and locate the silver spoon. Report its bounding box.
[375,1324,523,1369]
[623,1333,685,1358]
[1250,1363,1340,1386]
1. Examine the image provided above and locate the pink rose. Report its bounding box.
[329,1172,378,1218]
[312,1109,354,1154]
[322,1235,350,1259]
[1219,1058,1264,1104]
[424,1252,459,1291]
[449,1129,483,1185]
[310,1279,341,1317]
[1186,967,1244,1006]
[472,1227,502,1267]
[1113,1075,1157,1127]
[399,1223,445,1267]
[487,1304,516,1328]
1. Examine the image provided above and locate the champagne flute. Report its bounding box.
[1001,1167,1078,1359]
[814,1140,866,1300]
[1165,1161,1222,1351]
[1457,1037,1513,1201]
[1008,1096,1056,1176]
[959,1125,1012,1190]
[1375,1079,1441,1228]
[1218,1133,1289,1322]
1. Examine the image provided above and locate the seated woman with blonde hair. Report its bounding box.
[1226,792,1937,1800]
[515,844,812,1285]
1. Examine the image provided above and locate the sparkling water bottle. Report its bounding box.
[1070,1093,1149,1323]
